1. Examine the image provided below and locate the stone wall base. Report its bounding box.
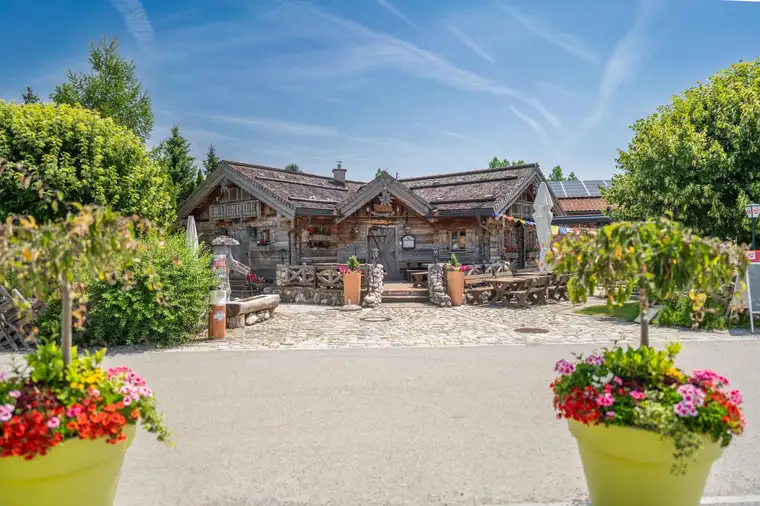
[268,286,345,306]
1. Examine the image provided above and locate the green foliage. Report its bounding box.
[153,125,198,204]
[576,302,640,322]
[488,156,525,169]
[376,168,383,178]
[85,234,215,347]
[285,163,300,173]
[656,293,733,330]
[347,255,361,270]
[21,86,40,104]
[51,36,154,142]
[449,253,460,267]
[203,143,221,175]
[0,102,175,227]
[606,58,760,242]
[567,171,578,181]
[548,218,748,344]
[548,165,564,181]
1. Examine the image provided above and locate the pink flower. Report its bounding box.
[0,404,14,422]
[605,411,616,419]
[0,372,4,381]
[47,417,60,429]
[138,386,153,398]
[613,376,623,386]
[692,369,730,386]
[674,401,698,418]
[585,355,604,366]
[729,390,744,405]
[678,384,705,407]
[123,396,132,406]
[629,390,646,401]
[88,388,100,398]
[8,390,21,399]
[596,393,615,407]
[554,359,576,376]
[66,406,83,418]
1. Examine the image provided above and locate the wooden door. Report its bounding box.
[368,227,399,280]
[517,224,526,269]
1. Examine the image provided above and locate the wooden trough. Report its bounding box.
[226,294,280,329]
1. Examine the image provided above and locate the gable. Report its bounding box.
[336,172,431,223]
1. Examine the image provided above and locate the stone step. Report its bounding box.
[383,289,428,297]
[382,294,430,303]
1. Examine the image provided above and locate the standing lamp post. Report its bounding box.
[746,203,760,250]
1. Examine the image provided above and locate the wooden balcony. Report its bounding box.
[209,200,259,220]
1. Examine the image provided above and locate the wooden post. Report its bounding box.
[209,301,226,339]
[639,287,649,347]
[61,279,73,366]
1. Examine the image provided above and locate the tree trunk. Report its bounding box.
[639,287,649,347]
[61,280,72,366]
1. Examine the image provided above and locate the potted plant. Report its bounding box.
[548,218,748,506]
[245,272,267,295]
[0,199,171,505]
[340,255,362,305]
[444,254,469,306]
[503,246,518,260]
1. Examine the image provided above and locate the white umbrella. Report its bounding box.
[185,215,198,258]
[532,182,554,272]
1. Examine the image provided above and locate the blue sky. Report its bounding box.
[1,0,760,182]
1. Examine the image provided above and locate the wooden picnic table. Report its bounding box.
[409,270,429,287]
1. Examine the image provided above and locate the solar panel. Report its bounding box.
[562,181,587,197]
[547,181,566,197]
[585,180,606,197]
[547,179,612,197]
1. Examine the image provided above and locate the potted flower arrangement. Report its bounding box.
[444,254,469,306]
[503,246,519,260]
[0,164,171,506]
[339,255,362,305]
[547,218,748,506]
[306,226,332,248]
[245,272,267,295]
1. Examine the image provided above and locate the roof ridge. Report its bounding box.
[225,160,366,184]
[398,163,538,182]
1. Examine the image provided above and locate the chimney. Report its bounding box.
[332,161,346,186]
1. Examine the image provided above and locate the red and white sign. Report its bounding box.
[747,250,760,263]
[746,205,760,218]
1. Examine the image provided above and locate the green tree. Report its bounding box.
[548,218,747,346]
[21,86,40,104]
[548,165,564,181]
[567,171,579,181]
[203,143,221,175]
[606,59,760,242]
[195,168,204,188]
[154,125,198,204]
[488,156,510,168]
[0,101,174,227]
[285,163,300,173]
[376,168,383,177]
[51,36,154,142]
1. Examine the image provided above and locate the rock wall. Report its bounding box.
[427,263,451,307]
[267,286,344,306]
[362,264,384,308]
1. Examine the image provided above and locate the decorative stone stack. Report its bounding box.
[275,264,288,286]
[427,263,451,307]
[362,264,385,308]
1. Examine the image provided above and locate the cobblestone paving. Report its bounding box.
[172,302,756,352]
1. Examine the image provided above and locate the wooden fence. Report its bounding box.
[278,264,372,289]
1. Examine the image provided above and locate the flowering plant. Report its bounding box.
[444,254,470,272]
[0,343,170,460]
[245,272,266,284]
[504,246,518,253]
[306,226,332,235]
[258,238,269,246]
[551,343,744,473]
[339,255,361,275]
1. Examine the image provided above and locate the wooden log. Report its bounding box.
[226,294,280,317]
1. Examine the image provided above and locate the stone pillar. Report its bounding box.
[362,263,385,308]
[427,263,451,307]
[276,264,288,286]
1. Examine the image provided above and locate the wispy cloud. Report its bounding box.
[109,0,154,50]
[308,95,354,106]
[535,81,593,104]
[498,4,598,65]
[201,114,341,138]
[375,0,420,30]
[447,25,495,63]
[279,1,559,129]
[509,105,546,141]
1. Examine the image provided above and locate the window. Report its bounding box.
[504,228,515,249]
[450,230,466,250]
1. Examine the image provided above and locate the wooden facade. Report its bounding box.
[178,161,566,281]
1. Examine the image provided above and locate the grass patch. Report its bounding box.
[577,302,640,322]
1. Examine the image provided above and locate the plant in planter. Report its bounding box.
[444,254,469,305]
[547,218,748,506]
[245,272,267,295]
[340,256,362,306]
[0,200,171,505]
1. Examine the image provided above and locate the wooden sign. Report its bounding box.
[401,235,416,250]
[373,204,394,214]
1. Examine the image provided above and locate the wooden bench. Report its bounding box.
[528,276,550,305]
[503,278,534,308]
[548,274,570,301]
[409,270,429,288]
[466,287,493,305]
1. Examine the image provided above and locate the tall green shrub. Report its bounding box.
[84,234,214,347]
[0,101,175,227]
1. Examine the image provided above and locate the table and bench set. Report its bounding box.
[464,272,569,308]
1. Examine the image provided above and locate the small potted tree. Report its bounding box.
[0,194,170,504]
[548,218,748,506]
[445,254,469,306]
[340,255,362,306]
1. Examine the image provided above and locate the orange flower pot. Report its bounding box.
[447,270,464,306]
[343,271,362,305]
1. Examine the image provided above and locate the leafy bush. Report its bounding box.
[656,293,737,330]
[0,101,175,227]
[80,234,214,347]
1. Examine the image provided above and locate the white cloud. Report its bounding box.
[110,0,154,50]
[535,81,594,104]
[201,115,342,138]
[447,25,495,63]
[509,105,546,141]
[375,0,420,30]
[498,3,598,65]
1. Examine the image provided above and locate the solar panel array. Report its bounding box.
[547,180,611,198]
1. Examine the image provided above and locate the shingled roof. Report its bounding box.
[177,160,565,219]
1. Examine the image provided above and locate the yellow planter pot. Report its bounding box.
[0,424,136,506]
[568,420,722,506]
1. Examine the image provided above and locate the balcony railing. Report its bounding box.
[209,200,259,220]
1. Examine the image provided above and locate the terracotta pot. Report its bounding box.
[0,425,136,506]
[447,270,464,306]
[568,420,722,506]
[343,271,362,305]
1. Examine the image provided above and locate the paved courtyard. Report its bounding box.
[177,302,753,352]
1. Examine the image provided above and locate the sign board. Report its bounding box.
[744,250,760,333]
[746,204,760,219]
[401,235,416,250]
[211,254,228,291]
